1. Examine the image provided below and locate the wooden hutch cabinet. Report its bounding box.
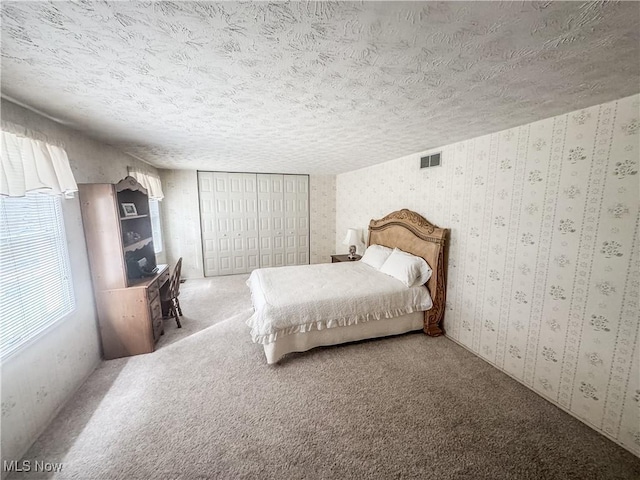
[78,176,169,359]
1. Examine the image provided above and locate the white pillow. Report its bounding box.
[379,248,432,287]
[360,244,394,270]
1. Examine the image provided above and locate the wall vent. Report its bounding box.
[420,152,442,169]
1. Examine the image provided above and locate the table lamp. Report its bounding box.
[343,228,360,260]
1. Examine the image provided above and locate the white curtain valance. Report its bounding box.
[1,120,64,149]
[1,130,78,197]
[128,165,164,200]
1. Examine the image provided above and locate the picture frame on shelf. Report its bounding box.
[121,202,138,217]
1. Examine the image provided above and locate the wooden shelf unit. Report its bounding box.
[120,214,149,221]
[123,236,153,253]
[79,176,169,359]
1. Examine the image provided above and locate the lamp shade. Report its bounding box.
[342,228,359,246]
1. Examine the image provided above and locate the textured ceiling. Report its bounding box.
[1,1,639,174]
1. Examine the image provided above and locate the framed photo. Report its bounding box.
[121,203,138,217]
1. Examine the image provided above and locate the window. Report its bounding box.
[0,192,75,359]
[149,199,163,254]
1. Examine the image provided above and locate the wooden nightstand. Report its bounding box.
[331,254,362,263]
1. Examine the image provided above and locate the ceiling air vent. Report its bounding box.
[420,152,442,169]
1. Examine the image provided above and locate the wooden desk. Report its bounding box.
[96,264,170,359]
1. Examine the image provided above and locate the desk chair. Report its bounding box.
[162,257,183,328]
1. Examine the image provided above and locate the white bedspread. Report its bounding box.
[246,261,433,344]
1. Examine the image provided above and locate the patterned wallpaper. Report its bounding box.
[336,95,640,456]
[2,2,639,174]
[0,99,159,467]
[158,169,205,279]
[159,171,336,277]
[310,175,337,265]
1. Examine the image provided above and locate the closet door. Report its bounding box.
[227,173,259,274]
[284,175,310,266]
[199,172,259,276]
[200,172,307,275]
[198,172,220,277]
[212,172,233,275]
[257,174,285,268]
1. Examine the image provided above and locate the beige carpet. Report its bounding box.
[156,274,253,347]
[10,275,640,479]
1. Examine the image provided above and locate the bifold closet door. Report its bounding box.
[284,175,309,266]
[257,174,285,268]
[199,172,259,276]
[227,173,259,273]
[198,172,218,276]
[200,172,309,276]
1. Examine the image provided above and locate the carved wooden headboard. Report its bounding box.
[368,209,448,336]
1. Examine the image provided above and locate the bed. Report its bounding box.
[246,209,448,363]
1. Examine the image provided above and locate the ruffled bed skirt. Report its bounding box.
[246,305,427,345]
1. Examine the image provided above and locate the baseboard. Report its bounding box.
[444,333,640,459]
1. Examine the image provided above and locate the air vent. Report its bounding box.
[420,152,442,169]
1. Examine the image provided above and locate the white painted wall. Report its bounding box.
[0,99,161,468]
[336,94,640,456]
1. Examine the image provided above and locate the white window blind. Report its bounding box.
[149,199,163,254]
[0,192,75,359]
